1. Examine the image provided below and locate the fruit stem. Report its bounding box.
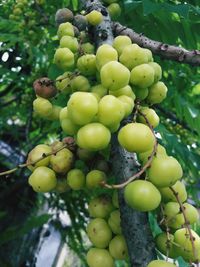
[101,111,158,189]
[169,186,199,266]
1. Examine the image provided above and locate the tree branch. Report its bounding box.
[112,22,200,66]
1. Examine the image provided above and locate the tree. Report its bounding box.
[0,0,200,266]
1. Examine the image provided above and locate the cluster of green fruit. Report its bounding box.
[30,6,200,267]
[9,0,28,21]
[86,193,129,267]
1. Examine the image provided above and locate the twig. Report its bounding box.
[101,111,158,189]
[112,22,200,66]
[0,144,68,177]
[169,186,199,265]
[133,101,140,122]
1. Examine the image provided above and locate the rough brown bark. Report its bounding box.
[112,22,200,66]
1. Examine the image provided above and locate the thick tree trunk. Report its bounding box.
[85,1,157,266]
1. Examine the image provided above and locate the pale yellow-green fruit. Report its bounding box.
[109,85,136,100]
[50,148,74,174]
[107,122,120,133]
[57,22,74,39]
[118,95,134,117]
[112,190,119,208]
[59,107,68,120]
[155,232,178,258]
[119,44,149,70]
[176,203,199,226]
[148,62,162,82]
[148,156,183,188]
[86,10,103,26]
[130,63,155,88]
[174,228,200,261]
[147,81,168,104]
[159,181,187,203]
[53,48,74,70]
[96,44,118,70]
[138,106,160,128]
[91,84,107,98]
[143,48,153,62]
[108,3,121,20]
[77,54,96,76]
[100,61,130,91]
[109,235,128,260]
[163,202,180,228]
[33,97,53,118]
[86,170,107,188]
[81,42,95,54]
[88,195,114,218]
[118,122,155,153]
[55,72,72,94]
[59,107,80,135]
[132,86,149,101]
[124,180,161,212]
[113,35,132,56]
[108,209,121,234]
[86,248,114,267]
[138,144,167,164]
[46,105,61,120]
[98,95,125,126]
[67,92,98,125]
[147,260,177,267]
[27,144,52,171]
[28,166,57,192]
[77,123,111,151]
[67,169,85,190]
[70,75,90,92]
[59,35,79,52]
[87,218,112,248]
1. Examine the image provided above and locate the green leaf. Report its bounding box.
[142,0,161,15]
[72,0,78,11]
[163,3,189,18]
[177,257,190,267]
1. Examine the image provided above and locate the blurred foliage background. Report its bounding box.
[0,0,199,266]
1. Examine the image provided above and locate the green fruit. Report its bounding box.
[67,169,85,190]
[46,105,61,120]
[163,202,180,221]
[118,123,155,153]
[148,62,162,82]
[113,35,132,56]
[147,81,168,104]
[86,10,103,26]
[50,148,74,174]
[67,92,98,125]
[159,181,187,203]
[87,218,112,248]
[86,248,114,267]
[108,210,121,234]
[155,233,178,258]
[55,177,70,193]
[138,144,167,164]
[53,48,74,70]
[112,190,119,208]
[132,86,149,101]
[86,170,107,188]
[148,156,183,188]
[61,117,80,135]
[88,195,114,218]
[81,42,95,54]
[120,44,149,70]
[77,54,96,76]
[109,85,136,100]
[174,228,200,261]
[96,44,118,70]
[55,8,74,25]
[118,95,134,117]
[77,123,111,151]
[57,22,74,39]
[33,97,53,118]
[71,75,90,92]
[176,203,199,226]
[109,235,128,260]
[130,64,155,88]
[98,95,125,126]
[124,180,161,212]
[59,36,79,52]
[28,166,57,192]
[138,107,160,128]
[108,122,120,133]
[100,61,130,91]
[56,72,72,94]
[91,84,107,98]
[108,3,121,20]
[147,260,177,267]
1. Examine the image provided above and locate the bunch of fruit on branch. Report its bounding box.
[26,5,200,267]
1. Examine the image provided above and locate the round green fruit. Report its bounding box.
[96,44,118,70]
[55,8,74,25]
[108,3,121,20]
[50,148,74,174]
[33,97,53,118]
[86,170,107,188]
[124,180,161,212]
[67,169,85,190]
[77,54,96,76]
[147,81,168,104]
[53,48,74,70]
[147,260,177,267]
[109,85,136,100]
[87,218,112,248]
[159,181,187,203]
[57,22,74,39]
[59,36,78,52]
[71,75,90,92]
[86,10,103,26]
[155,233,178,258]
[108,209,121,234]
[138,107,159,128]
[118,122,155,153]
[113,35,132,56]
[88,195,114,218]
[138,144,167,164]
[86,248,114,267]
[130,63,155,88]
[109,235,128,260]
[77,123,111,151]
[148,62,162,82]
[28,166,57,192]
